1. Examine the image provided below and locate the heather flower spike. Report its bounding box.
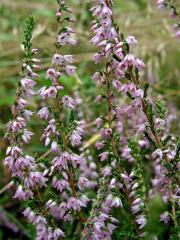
[37,0,89,238]
[82,0,179,239]
[4,16,52,238]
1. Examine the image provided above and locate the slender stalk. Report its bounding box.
[0,181,14,195]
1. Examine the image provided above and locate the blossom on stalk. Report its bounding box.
[37,1,89,237]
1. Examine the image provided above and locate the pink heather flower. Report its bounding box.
[63,55,73,63]
[46,68,58,80]
[126,36,138,47]
[121,146,133,161]
[121,173,130,181]
[23,110,33,121]
[112,80,122,91]
[46,86,58,98]
[123,53,135,68]
[111,197,122,208]
[71,154,82,167]
[57,32,77,46]
[52,152,71,169]
[67,197,82,211]
[134,58,145,70]
[132,198,142,205]
[52,54,64,65]
[90,3,112,18]
[78,177,89,190]
[152,149,163,160]
[92,53,102,64]
[22,130,34,143]
[95,117,103,128]
[96,95,103,103]
[92,71,102,82]
[155,118,165,129]
[6,146,22,157]
[70,126,84,146]
[80,195,89,206]
[170,9,177,19]
[21,77,36,89]
[37,107,49,120]
[29,71,39,78]
[131,204,141,214]
[23,208,36,223]
[136,215,147,229]
[39,86,57,99]
[25,171,48,188]
[56,11,62,17]
[11,118,26,132]
[62,95,76,109]
[95,141,105,150]
[133,89,144,99]
[51,141,59,154]
[160,212,170,224]
[157,0,164,9]
[14,185,27,200]
[138,139,149,148]
[32,58,40,63]
[53,179,69,192]
[18,98,27,108]
[132,183,139,190]
[54,228,65,239]
[136,123,146,133]
[102,166,111,177]
[52,53,74,67]
[99,151,109,161]
[100,128,112,138]
[65,65,76,75]
[114,47,123,59]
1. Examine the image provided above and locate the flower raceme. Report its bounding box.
[4,16,48,201]
[36,0,90,238]
[82,0,179,239]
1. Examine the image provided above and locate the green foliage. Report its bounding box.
[143,83,149,98]
[145,196,167,240]
[146,102,155,130]
[22,15,35,58]
[155,100,167,120]
[113,230,137,239]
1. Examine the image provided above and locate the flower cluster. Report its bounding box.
[23,208,64,240]
[36,0,90,237]
[3,1,180,240]
[4,16,48,201]
[83,0,179,239]
[83,1,148,238]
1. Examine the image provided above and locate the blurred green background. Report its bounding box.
[0,0,179,239]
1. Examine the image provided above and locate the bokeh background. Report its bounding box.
[0,0,179,239]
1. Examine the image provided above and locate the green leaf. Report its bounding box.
[155,100,167,120]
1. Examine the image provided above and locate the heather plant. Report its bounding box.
[1,0,180,240]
